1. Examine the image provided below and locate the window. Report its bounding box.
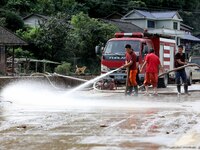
[104,40,140,54]
[190,58,200,65]
[147,20,155,28]
[142,45,148,58]
[173,22,178,30]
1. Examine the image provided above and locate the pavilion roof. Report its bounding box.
[0,26,27,46]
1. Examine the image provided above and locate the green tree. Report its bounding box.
[33,13,71,62]
[128,0,146,10]
[33,0,56,15]
[33,0,87,15]
[8,47,33,58]
[5,0,38,15]
[16,27,40,58]
[16,13,72,65]
[80,0,129,18]
[180,0,200,33]
[0,0,7,7]
[68,12,119,72]
[0,17,6,26]
[0,9,24,31]
[16,26,39,41]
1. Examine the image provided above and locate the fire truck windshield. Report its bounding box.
[104,40,140,54]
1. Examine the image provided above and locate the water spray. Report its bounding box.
[67,67,122,94]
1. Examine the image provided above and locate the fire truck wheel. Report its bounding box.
[164,74,168,87]
[157,75,168,88]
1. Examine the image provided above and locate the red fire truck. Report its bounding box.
[95,32,192,87]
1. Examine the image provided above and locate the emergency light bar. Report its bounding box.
[115,32,144,38]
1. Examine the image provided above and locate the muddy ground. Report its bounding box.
[0,82,200,150]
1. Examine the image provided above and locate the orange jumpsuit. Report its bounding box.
[125,51,137,86]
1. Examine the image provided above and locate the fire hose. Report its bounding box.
[29,63,200,93]
[138,63,200,90]
[93,63,200,92]
[30,72,93,91]
[30,72,62,90]
[158,63,200,78]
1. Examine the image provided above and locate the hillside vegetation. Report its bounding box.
[0,0,199,74]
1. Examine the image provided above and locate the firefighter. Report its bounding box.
[121,44,138,96]
[174,45,189,96]
[140,48,163,96]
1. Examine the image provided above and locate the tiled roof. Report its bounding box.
[23,13,49,20]
[101,19,144,33]
[151,11,177,19]
[104,12,123,19]
[123,9,182,20]
[0,26,27,46]
[178,34,200,41]
[136,10,154,19]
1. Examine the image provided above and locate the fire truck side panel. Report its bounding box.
[159,38,176,81]
[149,36,160,56]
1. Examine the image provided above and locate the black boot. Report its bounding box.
[177,85,181,94]
[133,86,138,96]
[184,84,189,95]
[127,86,133,95]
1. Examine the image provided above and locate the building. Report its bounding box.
[104,12,124,20]
[101,19,144,33]
[23,13,48,27]
[122,9,182,31]
[121,9,200,55]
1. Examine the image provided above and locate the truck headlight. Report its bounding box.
[101,64,110,72]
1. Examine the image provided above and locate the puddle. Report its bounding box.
[0,81,200,149]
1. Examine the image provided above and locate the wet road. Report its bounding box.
[0,82,200,150]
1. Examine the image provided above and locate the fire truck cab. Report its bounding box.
[96,32,192,87]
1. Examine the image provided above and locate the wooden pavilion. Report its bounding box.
[0,26,27,75]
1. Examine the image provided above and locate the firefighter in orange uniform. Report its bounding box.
[140,48,163,96]
[121,44,138,96]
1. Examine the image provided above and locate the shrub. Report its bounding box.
[54,62,71,75]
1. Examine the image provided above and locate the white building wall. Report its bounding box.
[24,16,45,27]
[177,22,180,30]
[131,20,147,29]
[156,20,173,29]
[173,15,180,20]
[156,20,180,30]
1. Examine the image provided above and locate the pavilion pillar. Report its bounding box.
[0,46,6,75]
[12,47,15,76]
